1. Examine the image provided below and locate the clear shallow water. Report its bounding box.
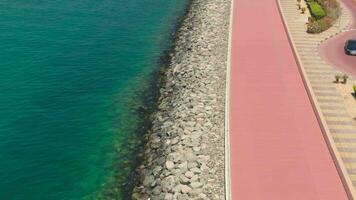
[0,1,189,199]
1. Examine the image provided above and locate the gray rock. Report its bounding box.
[190,181,203,189]
[131,0,229,198]
[178,161,188,173]
[171,137,179,145]
[193,146,201,152]
[143,175,154,187]
[152,166,162,176]
[184,171,194,179]
[161,175,177,192]
[179,174,190,184]
[198,193,207,199]
[190,175,199,182]
[185,152,197,162]
[187,161,198,169]
[177,193,190,200]
[180,185,192,194]
[164,193,174,200]
[152,186,161,195]
[166,161,175,170]
[191,167,201,174]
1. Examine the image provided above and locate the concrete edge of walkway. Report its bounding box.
[224,0,234,199]
[276,1,356,199]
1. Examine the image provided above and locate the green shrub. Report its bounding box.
[342,74,349,84]
[308,17,316,23]
[307,16,333,33]
[308,1,326,20]
[316,0,341,19]
[353,85,356,94]
[305,0,341,34]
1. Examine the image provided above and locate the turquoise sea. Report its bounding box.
[0,1,189,199]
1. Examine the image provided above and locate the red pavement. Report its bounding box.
[319,0,356,76]
[229,0,349,199]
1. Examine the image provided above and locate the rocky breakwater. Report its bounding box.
[132,0,230,199]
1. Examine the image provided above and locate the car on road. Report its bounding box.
[345,39,356,56]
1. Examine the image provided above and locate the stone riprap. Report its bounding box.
[132,0,230,199]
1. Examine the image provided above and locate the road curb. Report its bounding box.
[224,0,234,199]
[276,0,356,199]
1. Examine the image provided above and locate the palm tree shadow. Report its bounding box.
[352,92,356,99]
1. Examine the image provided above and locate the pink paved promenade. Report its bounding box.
[229,0,349,199]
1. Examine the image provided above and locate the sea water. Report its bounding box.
[0,0,189,199]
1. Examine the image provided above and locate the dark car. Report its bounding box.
[345,39,356,56]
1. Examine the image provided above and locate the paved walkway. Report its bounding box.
[279,0,356,192]
[229,0,348,199]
